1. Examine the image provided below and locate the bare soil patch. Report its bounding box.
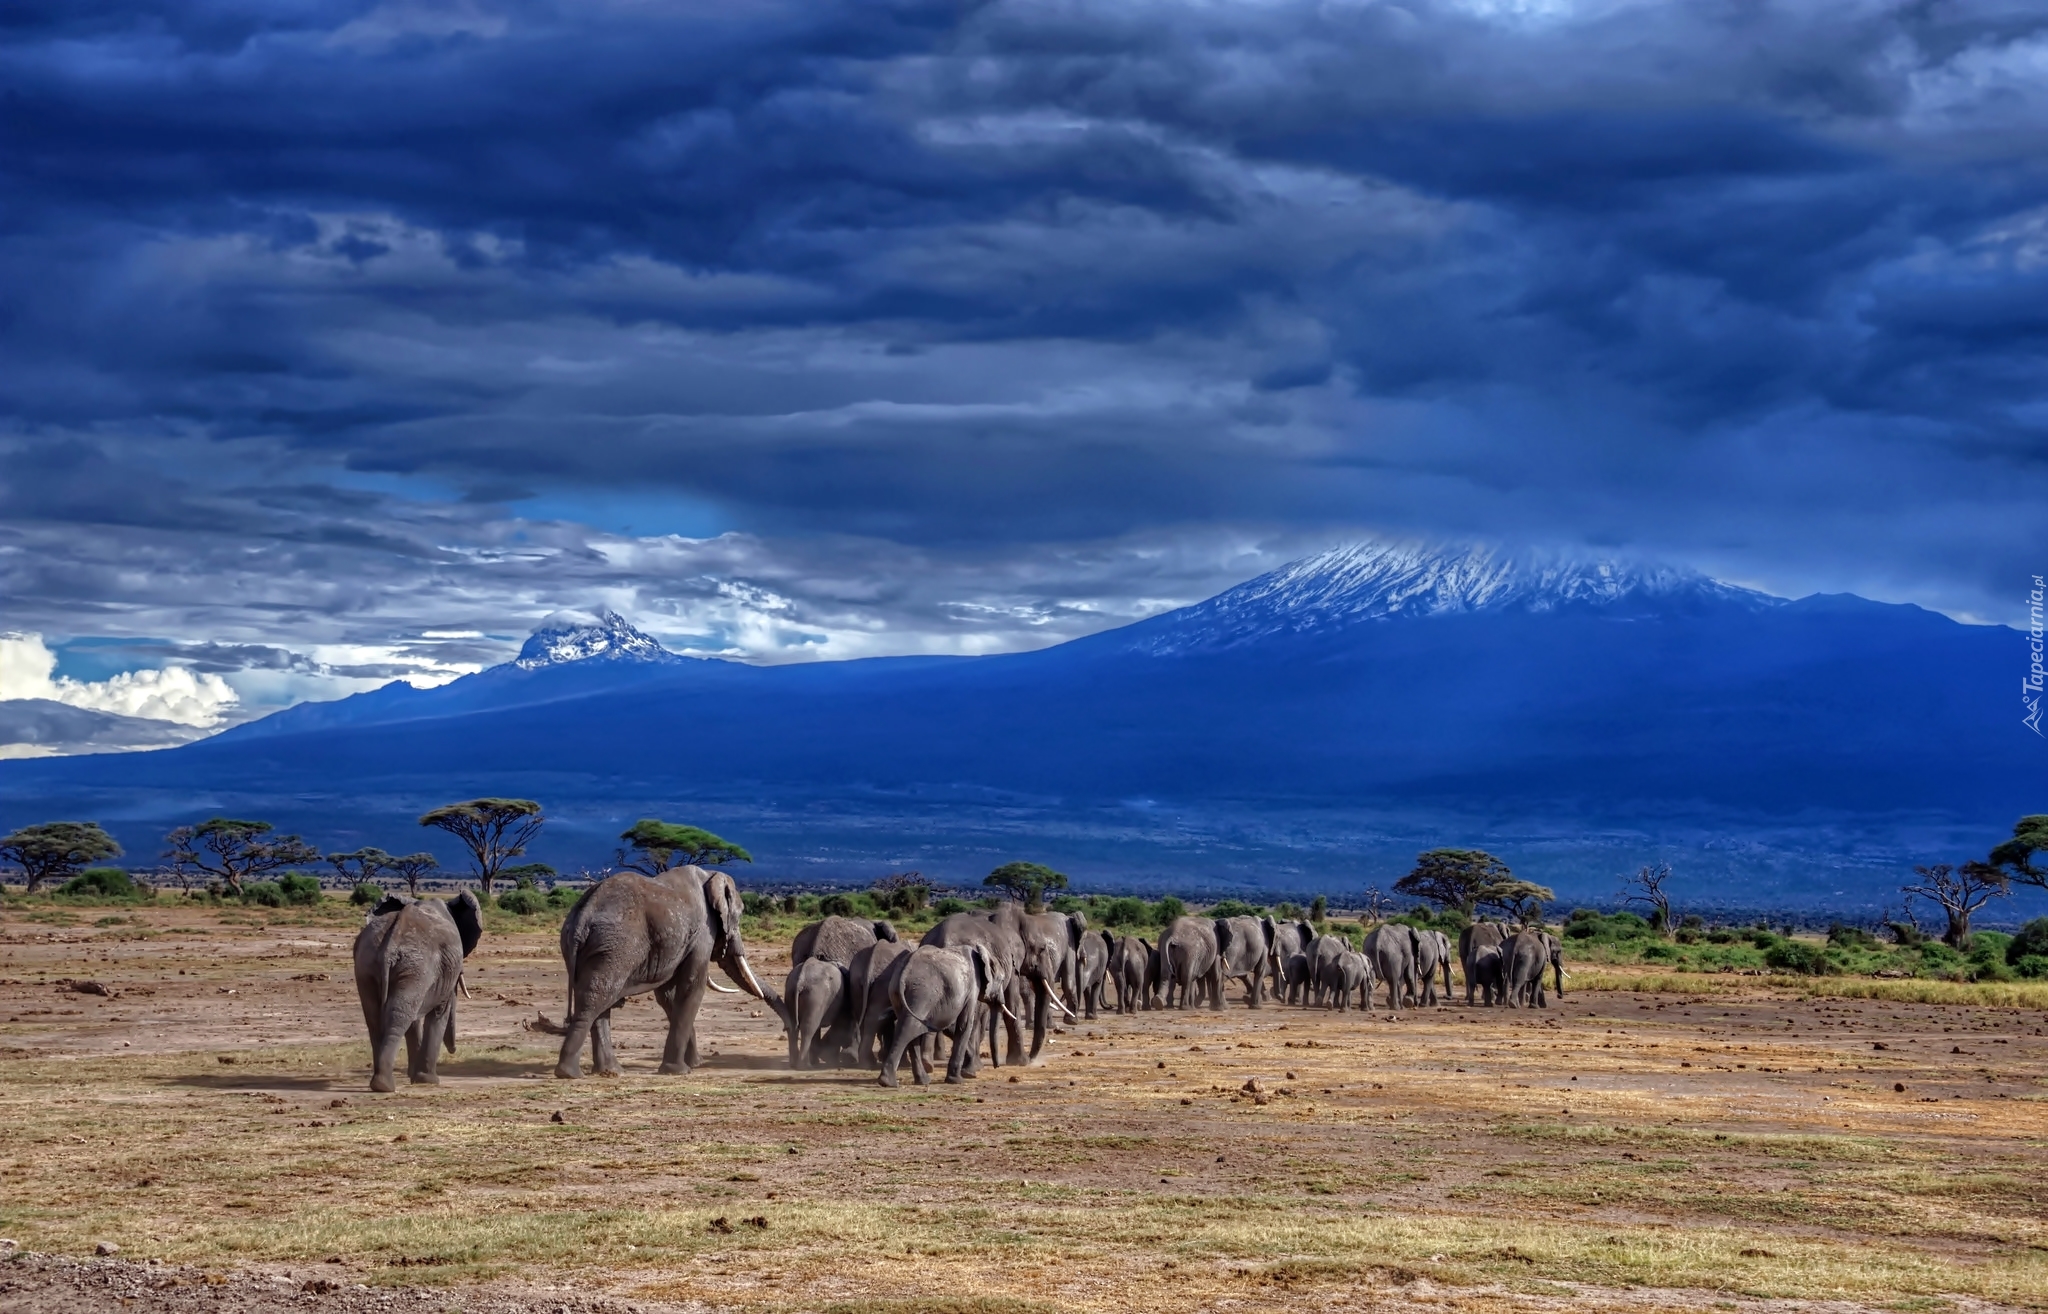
[4,906,2046,1312]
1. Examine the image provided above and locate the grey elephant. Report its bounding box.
[1108,932,1157,1013]
[1363,923,1418,1013]
[1329,948,1371,1012]
[849,937,911,1065]
[353,892,481,1093]
[922,906,1071,1071]
[1267,919,1315,1003]
[555,866,771,1079]
[1411,926,1447,1006]
[1307,933,1349,1007]
[1429,930,1455,999]
[1461,922,1510,1005]
[1075,927,1112,1019]
[1215,915,1274,1007]
[1504,928,1565,1007]
[1020,909,1086,1055]
[1159,915,1223,1009]
[879,944,1015,1087]
[786,956,848,1068]
[780,916,896,1064]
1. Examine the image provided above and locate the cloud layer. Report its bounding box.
[3,0,2044,703]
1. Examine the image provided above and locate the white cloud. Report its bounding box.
[0,633,239,727]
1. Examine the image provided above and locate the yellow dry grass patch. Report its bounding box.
[1572,968,2048,1008]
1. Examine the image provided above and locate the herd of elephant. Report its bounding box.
[347,866,1568,1092]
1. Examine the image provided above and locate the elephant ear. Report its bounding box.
[1214,918,1233,954]
[873,920,899,943]
[704,870,746,959]
[1066,912,1087,947]
[1260,916,1277,950]
[969,943,992,997]
[448,891,483,957]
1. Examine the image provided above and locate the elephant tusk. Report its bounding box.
[997,1003,1023,1025]
[457,974,472,1000]
[739,957,770,1001]
[1052,993,1078,1022]
[706,978,740,994]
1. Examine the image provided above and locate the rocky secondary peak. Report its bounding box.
[513,609,680,669]
[1126,539,1780,653]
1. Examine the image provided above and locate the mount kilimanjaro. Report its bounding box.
[0,543,2036,908]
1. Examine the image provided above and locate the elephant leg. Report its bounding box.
[554,977,614,1080]
[400,1008,424,1082]
[414,1002,450,1084]
[660,973,709,1075]
[594,1009,623,1076]
[945,1013,974,1083]
[880,1013,926,1088]
[1028,981,1050,1064]
[370,1006,406,1094]
[911,1032,934,1087]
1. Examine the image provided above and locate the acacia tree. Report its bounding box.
[384,852,439,897]
[985,861,1068,913]
[165,818,320,895]
[0,821,122,893]
[419,799,543,895]
[871,870,929,914]
[614,819,751,875]
[327,847,393,890]
[1618,863,1677,938]
[1902,861,2010,947]
[1990,815,2048,888]
[1394,849,1554,919]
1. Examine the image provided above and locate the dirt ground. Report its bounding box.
[3,904,2046,1313]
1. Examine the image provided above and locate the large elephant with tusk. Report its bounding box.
[554,866,771,1079]
[921,904,1074,1071]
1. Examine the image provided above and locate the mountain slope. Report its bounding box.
[0,543,2034,904]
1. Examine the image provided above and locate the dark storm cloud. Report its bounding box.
[2,0,2045,669]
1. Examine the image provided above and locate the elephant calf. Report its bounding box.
[353,892,481,1093]
[1330,949,1371,1012]
[787,957,848,1068]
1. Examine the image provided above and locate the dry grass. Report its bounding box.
[4,906,2048,1312]
[1571,967,2048,1008]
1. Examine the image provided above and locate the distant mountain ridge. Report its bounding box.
[1122,541,1781,653]
[0,539,2033,906]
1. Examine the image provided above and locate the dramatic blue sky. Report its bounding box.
[3,0,2046,721]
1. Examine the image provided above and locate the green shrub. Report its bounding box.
[242,881,286,908]
[819,893,855,917]
[742,893,777,919]
[1049,894,1085,914]
[1917,942,1964,974]
[547,884,580,909]
[2012,954,2048,980]
[1886,921,1926,947]
[1763,939,1836,975]
[1641,941,1680,961]
[1209,898,1264,919]
[1100,896,1148,927]
[1309,895,1328,922]
[58,868,140,900]
[1151,896,1187,926]
[931,896,970,918]
[1705,929,1737,944]
[497,885,547,915]
[350,882,385,905]
[1273,901,1301,919]
[1827,923,1881,950]
[2007,918,2048,964]
[278,873,322,906]
[1749,929,1783,950]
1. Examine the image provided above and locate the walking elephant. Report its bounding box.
[1329,949,1371,1012]
[1461,922,1510,1005]
[780,916,895,1064]
[879,944,1015,1088]
[1505,928,1565,1007]
[923,905,1070,1071]
[1364,923,1418,1014]
[1411,926,1448,1006]
[1268,919,1315,1004]
[554,866,772,1079]
[1075,927,1112,1019]
[848,938,911,1066]
[1109,933,1157,1013]
[1159,916,1223,1009]
[1307,933,1349,1007]
[787,957,847,1068]
[1216,915,1274,1007]
[353,892,482,1093]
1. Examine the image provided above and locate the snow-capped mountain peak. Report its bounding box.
[513,609,680,669]
[1126,540,1781,653]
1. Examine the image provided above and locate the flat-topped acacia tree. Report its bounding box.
[165,818,319,896]
[384,852,439,897]
[419,799,543,895]
[1394,848,1555,921]
[614,819,752,875]
[985,861,1068,914]
[0,821,122,893]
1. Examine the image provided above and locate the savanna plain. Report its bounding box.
[4,900,2048,1314]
